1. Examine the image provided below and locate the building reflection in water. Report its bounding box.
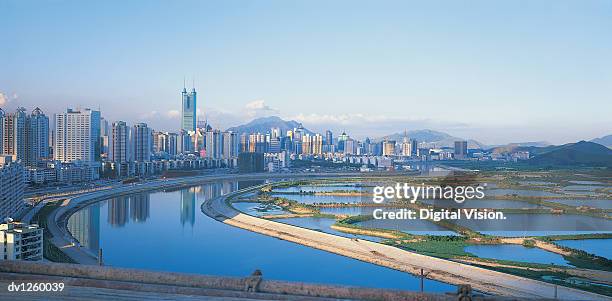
[108,197,129,227]
[129,194,150,223]
[180,188,196,227]
[67,202,100,254]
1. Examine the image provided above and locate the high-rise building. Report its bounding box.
[344,138,356,155]
[1,108,27,162]
[111,121,129,163]
[325,130,333,146]
[100,117,110,159]
[454,141,468,159]
[222,131,238,159]
[270,127,282,139]
[205,130,222,159]
[301,134,312,155]
[410,139,418,157]
[167,133,178,156]
[54,108,101,164]
[133,123,151,162]
[382,139,396,156]
[337,131,348,152]
[0,155,25,220]
[181,87,197,132]
[26,108,49,167]
[0,108,4,154]
[239,133,248,153]
[312,134,323,155]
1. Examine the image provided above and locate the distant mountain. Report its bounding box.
[377,129,486,149]
[489,142,552,154]
[528,141,612,167]
[489,141,551,149]
[227,116,313,135]
[591,134,612,149]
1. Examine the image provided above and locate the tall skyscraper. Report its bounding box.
[111,121,129,163]
[54,108,101,164]
[1,108,27,162]
[100,117,110,159]
[26,108,49,167]
[0,109,4,154]
[205,129,222,159]
[133,123,151,162]
[325,130,333,146]
[454,140,468,159]
[181,86,197,132]
[222,131,238,159]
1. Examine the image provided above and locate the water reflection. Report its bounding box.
[180,189,196,227]
[108,197,129,227]
[130,194,150,223]
[67,203,100,254]
[66,180,455,292]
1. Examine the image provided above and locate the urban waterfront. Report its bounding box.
[67,180,455,292]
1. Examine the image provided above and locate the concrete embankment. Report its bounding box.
[202,187,611,300]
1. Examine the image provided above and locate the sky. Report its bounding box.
[1,0,611,145]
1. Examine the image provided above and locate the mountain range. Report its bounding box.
[528,141,612,167]
[227,117,612,164]
[591,134,612,149]
[227,116,314,135]
[376,130,486,149]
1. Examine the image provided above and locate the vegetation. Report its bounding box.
[31,201,76,263]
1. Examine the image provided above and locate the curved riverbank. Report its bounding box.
[43,172,363,265]
[202,186,610,300]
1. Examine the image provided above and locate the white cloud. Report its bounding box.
[244,99,278,118]
[0,92,7,107]
[245,99,271,110]
[166,110,180,119]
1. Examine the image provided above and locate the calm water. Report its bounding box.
[547,199,612,209]
[464,245,571,266]
[418,199,549,209]
[555,239,611,259]
[486,189,563,197]
[562,185,607,192]
[518,181,556,186]
[67,181,454,292]
[455,213,612,237]
[273,185,361,193]
[568,181,605,185]
[280,194,362,204]
[277,217,383,242]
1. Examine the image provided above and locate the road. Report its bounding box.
[202,186,611,300]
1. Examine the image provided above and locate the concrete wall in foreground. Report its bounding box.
[0,260,471,301]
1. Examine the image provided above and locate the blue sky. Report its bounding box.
[1,0,611,145]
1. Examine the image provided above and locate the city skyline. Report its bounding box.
[2,1,612,145]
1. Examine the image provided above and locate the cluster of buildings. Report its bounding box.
[234,127,475,171]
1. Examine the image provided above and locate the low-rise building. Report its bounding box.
[0,220,43,261]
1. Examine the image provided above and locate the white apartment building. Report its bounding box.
[0,221,43,261]
[0,155,25,220]
[54,108,101,180]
